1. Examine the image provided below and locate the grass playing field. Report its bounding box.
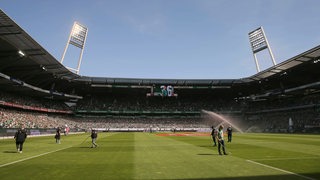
[0,132,319,180]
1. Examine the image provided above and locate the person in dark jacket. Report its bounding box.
[55,127,61,144]
[91,129,98,148]
[227,126,232,142]
[210,126,217,146]
[14,128,27,153]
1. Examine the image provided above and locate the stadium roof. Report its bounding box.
[1,9,320,100]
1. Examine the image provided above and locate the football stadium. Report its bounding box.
[1,4,320,180]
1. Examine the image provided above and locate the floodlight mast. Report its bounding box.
[60,22,88,74]
[248,26,276,72]
[60,26,73,65]
[253,53,260,72]
[261,27,276,66]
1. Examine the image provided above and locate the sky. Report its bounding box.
[1,0,320,79]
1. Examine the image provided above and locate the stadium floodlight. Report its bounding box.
[60,22,88,74]
[248,27,276,72]
[18,50,25,57]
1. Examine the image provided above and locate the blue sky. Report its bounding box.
[2,0,320,79]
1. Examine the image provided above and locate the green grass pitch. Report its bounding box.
[0,132,319,180]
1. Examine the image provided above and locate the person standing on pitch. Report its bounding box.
[14,127,27,153]
[55,127,61,144]
[210,126,217,146]
[227,125,232,142]
[91,129,98,148]
[217,125,228,155]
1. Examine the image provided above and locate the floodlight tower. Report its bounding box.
[248,27,276,72]
[60,22,88,74]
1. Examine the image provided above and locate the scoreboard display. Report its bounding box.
[147,85,178,97]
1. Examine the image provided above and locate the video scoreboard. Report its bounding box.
[147,85,178,97]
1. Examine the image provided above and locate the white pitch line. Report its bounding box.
[0,146,72,168]
[250,157,319,161]
[246,160,316,180]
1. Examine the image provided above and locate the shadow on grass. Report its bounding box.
[173,173,320,180]
[197,153,216,156]
[3,151,18,153]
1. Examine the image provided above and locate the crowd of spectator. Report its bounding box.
[0,91,72,111]
[0,108,69,129]
[243,94,320,132]
[75,94,241,112]
[245,93,320,112]
[0,90,319,133]
[0,107,208,131]
[70,116,208,130]
[244,108,320,133]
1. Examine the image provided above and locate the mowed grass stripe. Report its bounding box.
[231,133,320,179]
[0,146,72,168]
[0,133,87,165]
[163,133,320,180]
[1,132,320,179]
[223,133,320,160]
[0,132,135,179]
[246,160,317,180]
[237,133,320,147]
[134,133,300,179]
